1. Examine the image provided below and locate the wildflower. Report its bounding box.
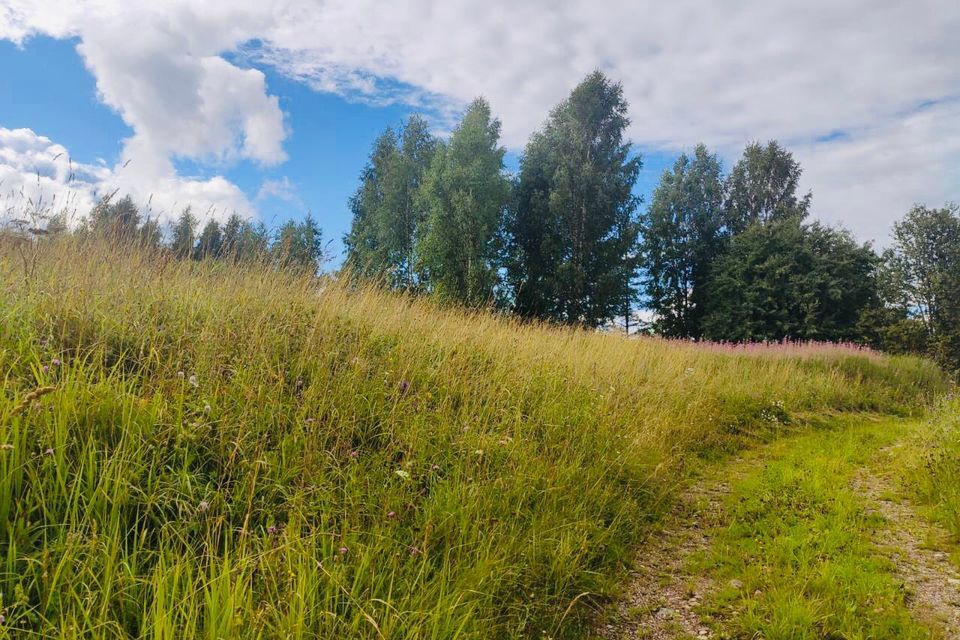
[188,375,198,388]
[305,418,316,424]
[177,371,185,379]
[267,525,277,535]
[43,447,54,456]
[431,464,440,471]
[349,450,359,459]
[197,500,210,512]
[387,511,396,518]
[338,546,348,555]
[203,403,212,414]
[42,365,49,373]
[51,358,61,366]
[399,381,409,393]
[394,469,410,480]
[408,546,421,556]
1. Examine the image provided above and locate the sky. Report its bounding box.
[1,0,958,263]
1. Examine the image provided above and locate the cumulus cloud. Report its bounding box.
[0,127,255,226]
[2,0,958,239]
[0,127,108,223]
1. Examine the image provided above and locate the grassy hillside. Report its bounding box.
[0,238,948,638]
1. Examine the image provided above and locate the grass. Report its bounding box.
[691,417,935,639]
[0,236,949,638]
[897,397,960,543]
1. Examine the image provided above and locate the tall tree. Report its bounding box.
[724,140,811,233]
[194,219,223,260]
[506,70,642,326]
[345,117,438,288]
[416,98,511,305]
[90,194,141,239]
[701,219,879,342]
[345,128,399,279]
[640,144,725,337]
[272,214,324,273]
[169,207,198,259]
[888,203,960,370]
[138,217,163,250]
[221,213,247,262]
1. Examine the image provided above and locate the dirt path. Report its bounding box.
[596,422,960,639]
[854,444,960,638]
[595,473,742,639]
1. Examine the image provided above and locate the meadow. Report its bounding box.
[0,236,949,638]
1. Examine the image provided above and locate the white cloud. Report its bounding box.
[256,176,302,207]
[0,127,107,224]
[2,0,958,239]
[0,126,255,227]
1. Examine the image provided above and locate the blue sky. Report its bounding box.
[0,35,675,262]
[1,0,957,256]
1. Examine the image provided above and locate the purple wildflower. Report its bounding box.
[51,358,61,366]
[349,450,359,459]
[44,448,54,456]
[338,546,348,555]
[42,365,49,373]
[387,511,396,519]
[267,525,277,535]
[399,381,409,393]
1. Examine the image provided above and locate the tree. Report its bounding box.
[272,214,324,273]
[702,219,879,342]
[724,140,811,233]
[194,219,223,260]
[345,116,438,288]
[505,70,642,326]
[416,98,511,305]
[887,203,960,370]
[170,207,198,259]
[138,217,163,250]
[90,194,141,239]
[345,128,399,279]
[221,213,247,261]
[640,145,725,337]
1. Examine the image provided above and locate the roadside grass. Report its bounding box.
[897,397,960,545]
[691,417,935,639]
[0,236,949,638]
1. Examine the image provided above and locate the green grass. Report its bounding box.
[691,417,933,639]
[0,237,949,638]
[897,397,960,544]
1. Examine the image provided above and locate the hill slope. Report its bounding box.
[0,238,948,638]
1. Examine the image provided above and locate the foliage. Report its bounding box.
[345,116,439,288]
[0,237,944,638]
[724,140,811,233]
[640,145,725,338]
[702,219,880,342]
[887,204,960,372]
[416,98,511,306]
[505,71,642,326]
[170,206,198,259]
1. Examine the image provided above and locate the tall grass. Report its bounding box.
[899,397,960,537]
[0,236,948,638]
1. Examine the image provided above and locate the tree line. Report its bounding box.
[9,70,958,372]
[343,70,960,372]
[50,195,327,273]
